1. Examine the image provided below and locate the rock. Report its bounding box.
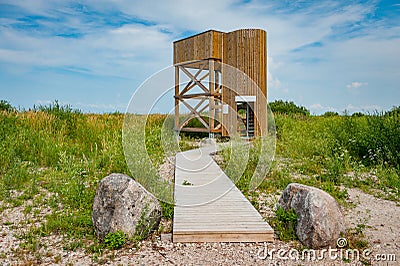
[278,183,346,248]
[92,173,162,240]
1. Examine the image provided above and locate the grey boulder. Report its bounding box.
[92,173,162,240]
[278,183,346,248]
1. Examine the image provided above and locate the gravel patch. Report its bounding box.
[1,170,399,265]
[344,188,400,265]
[159,156,175,182]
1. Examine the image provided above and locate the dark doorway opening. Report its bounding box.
[237,102,255,138]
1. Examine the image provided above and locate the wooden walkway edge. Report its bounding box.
[172,141,274,242]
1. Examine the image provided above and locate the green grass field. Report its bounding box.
[0,100,399,256]
[239,111,399,204]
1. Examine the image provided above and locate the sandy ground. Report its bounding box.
[1,186,399,265]
[344,188,400,264]
[0,157,399,265]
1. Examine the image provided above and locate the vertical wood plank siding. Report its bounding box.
[174,29,267,137]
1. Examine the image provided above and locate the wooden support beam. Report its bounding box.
[178,127,210,133]
[180,72,209,96]
[175,66,179,130]
[179,66,209,93]
[175,93,221,99]
[174,59,208,68]
[180,63,209,96]
[174,59,223,135]
[209,59,215,132]
[179,98,207,128]
[181,99,210,129]
[181,103,210,129]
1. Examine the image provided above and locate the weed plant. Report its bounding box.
[269,207,298,241]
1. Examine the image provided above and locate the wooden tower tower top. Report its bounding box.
[174,29,267,137]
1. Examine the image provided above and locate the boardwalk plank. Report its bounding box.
[173,142,274,242]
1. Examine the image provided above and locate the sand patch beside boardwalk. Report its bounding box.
[1,187,399,265]
[345,188,400,263]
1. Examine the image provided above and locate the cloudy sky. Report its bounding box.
[0,0,399,114]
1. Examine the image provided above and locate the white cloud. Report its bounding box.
[311,103,323,109]
[1,0,399,113]
[268,55,283,91]
[346,81,368,89]
[311,103,329,110]
[310,103,336,114]
[105,0,376,56]
[0,23,172,78]
[268,71,282,89]
[0,0,384,76]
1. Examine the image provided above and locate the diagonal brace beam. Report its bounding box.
[179,66,209,93]
[179,98,207,128]
[180,99,209,129]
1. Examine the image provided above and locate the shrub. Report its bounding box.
[323,111,339,117]
[269,100,310,116]
[331,114,399,168]
[0,100,14,112]
[269,207,298,241]
[351,112,364,117]
[160,201,174,220]
[104,231,126,250]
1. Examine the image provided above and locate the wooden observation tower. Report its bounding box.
[174,29,267,138]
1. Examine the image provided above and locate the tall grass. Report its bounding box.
[0,103,128,245]
[262,111,399,202]
[0,102,185,253]
[220,110,399,203]
[333,113,399,168]
[0,100,398,254]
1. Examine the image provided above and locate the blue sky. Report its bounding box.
[0,0,399,114]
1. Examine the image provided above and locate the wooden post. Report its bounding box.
[175,66,179,131]
[209,59,215,132]
[215,67,220,130]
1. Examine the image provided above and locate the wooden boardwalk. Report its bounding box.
[173,141,274,242]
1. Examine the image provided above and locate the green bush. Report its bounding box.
[104,231,126,250]
[269,100,310,116]
[270,207,298,241]
[160,201,174,220]
[227,110,398,203]
[332,114,399,168]
[323,111,339,117]
[0,100,14,112]
[351,112,365,117]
